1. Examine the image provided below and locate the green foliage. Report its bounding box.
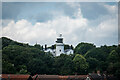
[73,54,89,74]
[64,44,74,50]
[2,37,46,74]
[34,44,42,50]
[107,48,120,78]
[85,48,107,61]
[100,45,117,54]
[1,37,29,49]
[108,50,118,63]
[53,54,74,75]
[19,68,27,74]
[86,57,99,72]
[74,42,95,55]
[19,65,28,74]
[51,45,56,49]
[2,60,16,74]
[1,37,119,79]
[114,68,120,79]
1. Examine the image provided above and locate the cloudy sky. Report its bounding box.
[1,2,118,47]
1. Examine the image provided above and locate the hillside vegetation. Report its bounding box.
[1,37,120,79]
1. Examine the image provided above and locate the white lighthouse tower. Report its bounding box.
[56,34,64,56]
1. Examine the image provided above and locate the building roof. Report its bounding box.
[64,49,73,52]
[1,74,86,80]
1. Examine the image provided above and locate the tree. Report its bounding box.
[18,65,28,74]
[53,54,74,75]
[115,45,120,60]
[34,44,42,50]
[86,57,99,72]
[64,44,70,50]
[100,45,117,54]
[27,58,45,74]
[107,50,119,63]
[2,60,16,74]
[74,42,95,55]
[73,54,89,74]
[60,58,74,75]
[107,49,120,79]
[85,48,107,61]
[2,36,119,78]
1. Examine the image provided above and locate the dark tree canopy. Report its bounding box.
[1,37,120,79]
[74,42,96,55]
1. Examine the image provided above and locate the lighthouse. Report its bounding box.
[56,34,64,56]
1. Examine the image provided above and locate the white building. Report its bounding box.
[65,49,74,55]
[44,34,73,56]
[44,48,56,56]
[55,34,64,56]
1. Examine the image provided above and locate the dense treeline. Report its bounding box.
[1,37,120,79]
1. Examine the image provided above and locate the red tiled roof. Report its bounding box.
[1,74,87,80]
[2,74,29,78]
[38,75,59,78]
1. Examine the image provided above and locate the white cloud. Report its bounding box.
[85,17,118,46]
[104,4,117,14]
[1,4,118,46]
[86,19,117,38]
[66,2,80,8]
[2,8,88,46]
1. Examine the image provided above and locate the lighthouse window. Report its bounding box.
[59,50,61,52]
[56,39,63,43]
